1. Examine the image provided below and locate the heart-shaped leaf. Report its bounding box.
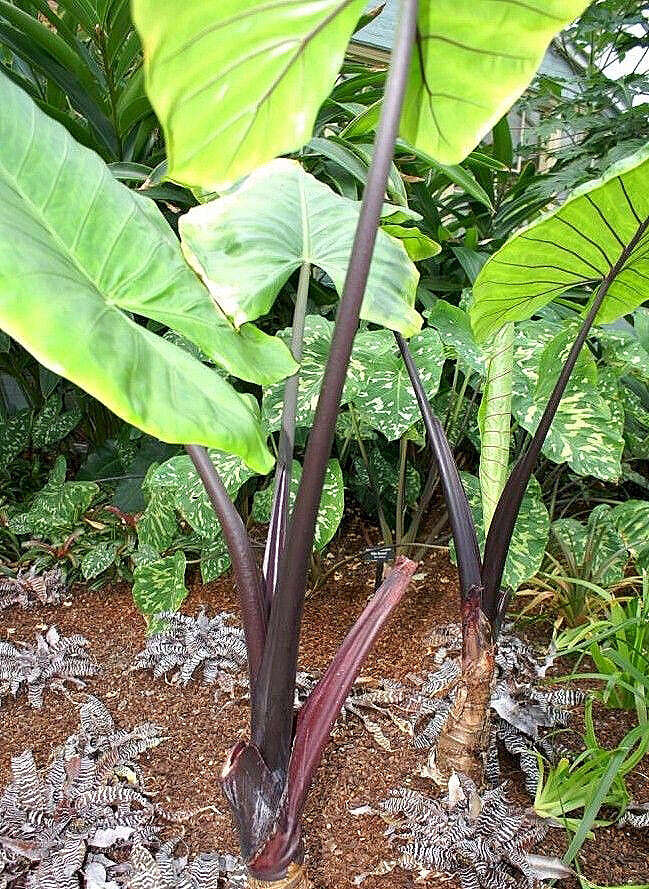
[472,146,649,341]
[180,159,422,336]
[132,0,367,189]
[0,73,286,473]
[402,0,588,165]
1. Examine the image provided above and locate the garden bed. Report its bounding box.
[2,523,649,889]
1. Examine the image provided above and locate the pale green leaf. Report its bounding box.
[424,300,485,373]
[402,0,587,165]
[0,72,282,473]
[179,160,422,336]
[132,0,367,189]
[136,489,177,552]
[478,323,513,532]
[611,500,649,566]
[472,146,649,341]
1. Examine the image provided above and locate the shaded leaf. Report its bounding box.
[132,551,187,627]
[81,542,119,580]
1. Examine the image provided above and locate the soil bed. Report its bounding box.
[2,520,649,888]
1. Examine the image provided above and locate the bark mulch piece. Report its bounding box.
[2,522,649,888]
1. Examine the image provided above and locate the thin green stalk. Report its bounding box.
[395,437,408,545]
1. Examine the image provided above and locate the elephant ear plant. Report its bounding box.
[1,0,588,885]
[398,145,649,780]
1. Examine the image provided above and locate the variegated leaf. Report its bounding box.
[31,394,82,448]
[611,500,649,570]
[136,489,177,553]
[252,459,344,550]
[551,504,627,587]
[513,321,624,481]
[81,542,119,580]
[262,315,360,434]
[479,323,513,532]
[424,300,485,373]
[349,327,445,440]
[455,471,549,591]
[9,456,98,538]
[200,536,231,584]
[0,409,30,471]
[147,450,258,538]
[132,552,188,628]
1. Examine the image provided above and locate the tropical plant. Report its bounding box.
[1,0,594,883]
[0,565,66,609]
[396,137,649,782]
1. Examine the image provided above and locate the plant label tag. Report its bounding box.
[361,546,393,564]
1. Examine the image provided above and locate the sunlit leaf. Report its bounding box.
[132,551,187,628]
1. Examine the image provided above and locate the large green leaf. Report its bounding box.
[611,500,649,569]
[252,458,344,550]
[512,321,624,482]
[472,146,649,341]
[349,328,444,440]
[179,160,422,336]
[456,471,549,591]
[132,0,367,189]
[402,0,587,165]
[147,450,258,539]
[0,73,286,473]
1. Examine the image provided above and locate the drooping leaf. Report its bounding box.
[132,551,187,628]
[472,146,649,341]
[512,321,624,482]
[349,328,445,440]
[454,471,549,591]
[147,450,258,539]
[252,459,344,550]
[402,0,587,165]
[81,541,119,580]
[0,72,284,473]
[380,222,441,261]
[132,0,367,189]
[179,160,422,336]
[9,456,98,538]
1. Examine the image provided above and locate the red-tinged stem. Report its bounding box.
[185,445,266,703]
[249,557,417,879]
[252,0,419,778]
[481,213,649,630]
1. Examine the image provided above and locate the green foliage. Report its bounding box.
[179,159,423,336]
[512,321,624,481]
[8,457,98,539]
[252,459,344,551]
[81,541,119,581]
[132,0,367,188]
[402,0,588,164]
[472,145,649,340]
[0,72,278,473]
[132,551,188,630]
[457,471,549,591]
[200,536,231,585]
[31,394,82,449]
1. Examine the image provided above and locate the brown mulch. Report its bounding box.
[2,519,649,888]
